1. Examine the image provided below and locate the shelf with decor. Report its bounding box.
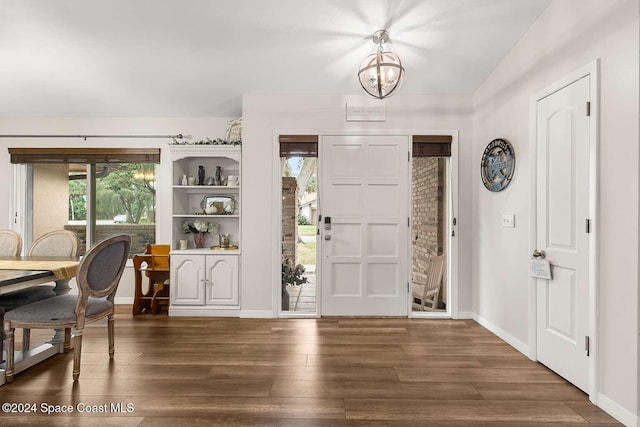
[169,144,241,317]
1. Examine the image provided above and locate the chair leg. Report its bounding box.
[72,330,83,381]
[63,328,72,353]
[22,328,30,352]
[5,326,15,383]
[0,309,4,362]
[108,313,115,359]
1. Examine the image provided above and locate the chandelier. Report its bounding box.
[357,30,405,99]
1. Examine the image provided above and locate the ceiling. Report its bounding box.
[1,0,551,118]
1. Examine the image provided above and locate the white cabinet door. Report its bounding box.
[171,254,206,305]
[205,255,239,305]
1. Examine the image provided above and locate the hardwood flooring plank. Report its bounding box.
[395,367,565,383]
[307,354,483,368]
[177,334,327,344]
[270,380,482,399]
[344,399,586,422]
[140,417,387,427]
[54,378,273,397]
[128,353,308,366]
[476,356,545,368]
[402,344,521,356]
[474,382,589,401]
[564,401,622,424]
[0,417,144,426]
[388,422,617,427]
[207,366,399,382]
[126,396,346,419]
[324,335,473,345]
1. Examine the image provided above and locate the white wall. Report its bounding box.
[472,0,639,419]
[0,117,233,300]
[241,93,474,316]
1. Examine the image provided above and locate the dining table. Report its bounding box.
[0,256,80,386]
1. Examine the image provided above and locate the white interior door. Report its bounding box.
[535,75,590,392]
[321,135,408,316]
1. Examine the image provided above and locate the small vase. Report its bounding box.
[193,233,207,248]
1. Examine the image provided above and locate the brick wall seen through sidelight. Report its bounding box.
[411,157,446,289]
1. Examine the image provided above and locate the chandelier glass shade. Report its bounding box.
[357,30,405,99]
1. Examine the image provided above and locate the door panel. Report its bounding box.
[321,135,408,316]
[536,75,590,392]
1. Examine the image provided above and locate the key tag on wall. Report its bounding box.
[530,250,552,280]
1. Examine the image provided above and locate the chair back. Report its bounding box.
[28,230,79,257]
[144,243,170,270]
[424,255,446,292]
[76,235,131,302]
[0,229,22,256]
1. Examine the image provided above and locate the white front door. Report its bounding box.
[320,135,409,316]
[535,75,590,391]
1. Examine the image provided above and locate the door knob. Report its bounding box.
[532,249,546,259]
[324,235,331,241]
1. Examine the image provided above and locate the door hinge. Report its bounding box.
[408,151,411,161]
[408,217,410,227]
[407,282,410,293]
[585,218,591,234]
[586,101,591,116]
[585,336,590,356]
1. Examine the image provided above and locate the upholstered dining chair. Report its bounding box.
[0,229,22,359]
[0,229,22,256]
[27,229,79,258]
[3,234,131,382]
[411,255,446,311]
[0,229,80,351]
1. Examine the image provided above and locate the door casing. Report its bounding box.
[528,59,600,401]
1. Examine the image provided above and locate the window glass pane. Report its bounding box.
[95,163,156,257]
[32,163,156,258]
[280,156,317,314]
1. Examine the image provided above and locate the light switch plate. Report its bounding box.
[502,214,515,228]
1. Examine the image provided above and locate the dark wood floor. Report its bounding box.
[0,305,620,426]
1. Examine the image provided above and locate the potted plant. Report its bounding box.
[281,258,308,311]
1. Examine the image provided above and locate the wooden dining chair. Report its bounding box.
[132,244,170,314]
[411,255,446,311]
[0,229,21,256]
[0,229,80,352]
[27,230,79,258]
[3,234,131,382]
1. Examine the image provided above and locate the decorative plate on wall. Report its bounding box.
[481,138,515,192]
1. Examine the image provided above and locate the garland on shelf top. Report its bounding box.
[171,137,241,146]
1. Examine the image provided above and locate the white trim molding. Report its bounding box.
[239,310,275,319]
[595,392,639,427]
[473,313,530,356]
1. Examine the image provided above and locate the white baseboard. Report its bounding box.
[168,307,240,317]
[114,297,134,305]
[239,310,276,318]
[596,392,638,427]
[473,313,530,356]
[455,311,476,319]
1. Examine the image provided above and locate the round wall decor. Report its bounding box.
[481,138,515,192]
